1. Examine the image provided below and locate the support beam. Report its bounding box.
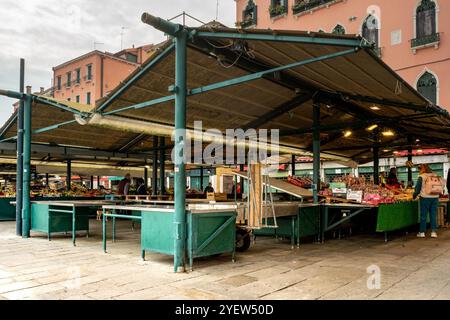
[194,31,371,48]
[16,59,24,236]
[200,166,204,192]
[0,89,24,100]
[312,97,321,204]
[144,167,148,189]
[152,136,158,195]
[103,48,358,118]
[33,96,83,115]
[90,176,94,189]
[244,93,313,129]
[173,30,188,272]
[21,94,32,238]
[97,176,100,189]
[66,160,72,191]
[118,133,148,152]
[291,154,296,176]
[407,136,413,187]
[45,173,49,186]
[188,48,358,97]
[159,137,166,195]
[373,146,380,185]
[333,92,445,115]
[98,43,176,113]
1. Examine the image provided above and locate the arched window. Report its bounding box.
[416,0,436,39]
[417,72,437,104]
[240,0,257,28]
[332,24,345,35]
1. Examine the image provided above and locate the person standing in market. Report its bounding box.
[413,164,445,238]
[136,178,147,195]
[117,173,131,196]
[204,182,215,194]
[386,167,401,189]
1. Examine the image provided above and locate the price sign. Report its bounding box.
[347,190,363,203]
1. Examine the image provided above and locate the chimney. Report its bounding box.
[26,86,32,94]
[40,87,45,94]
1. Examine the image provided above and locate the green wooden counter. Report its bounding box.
[254,204,320,247]
[0,197,16,221]
[376,201,420,233]
[141,208,237,271]
[31,200,111,245]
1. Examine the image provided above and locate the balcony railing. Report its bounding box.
[292,0,342,16]
[270,5,287,18]
[411,33,440,49]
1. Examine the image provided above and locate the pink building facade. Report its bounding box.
[236,0,449,111]
[52,45,157,105]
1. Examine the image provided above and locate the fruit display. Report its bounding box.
[318,174,415,205]
[1,182,112,198]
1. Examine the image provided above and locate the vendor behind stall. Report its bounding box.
[386,168,401,189]
[414,164,445,238]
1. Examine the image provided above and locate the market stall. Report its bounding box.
[30,200,121,246]
[102,204,237,271]
[1,14,450,272]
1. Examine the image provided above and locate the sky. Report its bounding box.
[0,0,236,125]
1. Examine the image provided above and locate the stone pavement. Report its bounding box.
[0,220,450,300]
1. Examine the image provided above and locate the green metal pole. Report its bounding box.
[16,58,25,236]
[312,97,321,204]
[66,160,72,191]
[407,136,413,187]
[200,167,204,192]
[144,167,148,189]
[159,137,166,195]
[291,154,296,177]
[21,94,32,238]
[152,136,158,195]
[173,31,188,273]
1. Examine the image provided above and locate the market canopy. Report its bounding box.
[1,23,450,164]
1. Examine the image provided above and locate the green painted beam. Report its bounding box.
[103,95,175,116]
[244,93,313,129]
[193,31,372,48]
[101,48,356,118]
[0,114,17,140]
[141,13,183,37]
[21,95,32,238]
[0,89,24,100]
[97,43,175,113]
[188,48,358,96]
[34,96,83,115]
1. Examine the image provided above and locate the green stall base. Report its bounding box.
[254,205,320,242]
[141,210,236,270]
[31,203,91,239]
[376,201,420,232]
[0,197,16,221]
